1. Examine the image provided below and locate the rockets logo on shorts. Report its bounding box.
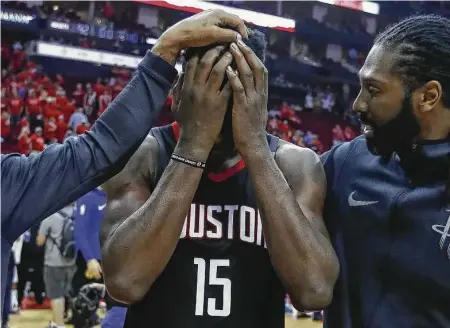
[180,203,267,248]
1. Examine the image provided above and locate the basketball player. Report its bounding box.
[321,15,450,327]
[1,9,248,304]
[100,29,339,327]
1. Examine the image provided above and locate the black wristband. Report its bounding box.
[171,153,206,169]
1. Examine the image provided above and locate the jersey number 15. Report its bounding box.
[194,258,231,317]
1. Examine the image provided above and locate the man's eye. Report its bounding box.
[368,86,379,97]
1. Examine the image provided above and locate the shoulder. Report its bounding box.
[320,136,366,165]
[102,134,160,196]
[276,140,321,173]
[275,140,324,187]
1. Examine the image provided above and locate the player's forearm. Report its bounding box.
[103,145,208,303]
[244,148,338,310]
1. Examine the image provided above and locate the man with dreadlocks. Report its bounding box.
[321,14,450,328]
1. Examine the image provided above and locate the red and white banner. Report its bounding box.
[134,0,296,32]
[316,0,380,15]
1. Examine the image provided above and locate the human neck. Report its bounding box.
[417,108,450,141]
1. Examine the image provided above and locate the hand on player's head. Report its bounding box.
[164,9,247,50]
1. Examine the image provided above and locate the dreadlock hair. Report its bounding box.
[375,14,450,106]
[375,14,450,203]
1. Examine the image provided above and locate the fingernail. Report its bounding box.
[237,40,246,48]
[226,66,233,73]
[236,32,242,41]
[230,43,239,52]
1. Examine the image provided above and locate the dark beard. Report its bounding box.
[362,92,421,157]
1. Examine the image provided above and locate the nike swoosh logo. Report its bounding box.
[348,191,379,207]
[98,204,106,211]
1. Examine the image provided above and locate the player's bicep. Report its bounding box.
[277,145,329,239]
[100,135,160,248]
[100,184,150,248]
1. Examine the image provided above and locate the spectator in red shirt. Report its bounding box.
[1,111,11,142]
[56,115,68,143]
[93,78,105,96]
[8,89,23,126]
[72,83,84,107]
[43,98,61,120]
[280,101,293,120]
[26,89,41,116]
[10,45,25,72]
[44,117,57,142]
[76,121,90,135]
[56,88,68,109]
[62,99,76,123]
[39,89,48,107]
[103,1,115,19]
[279,120,290,134]
[30,127,45,152]
[98,88,112,117]
[112,82,123,99]
[17,126,31,155]
[19,116,29,130]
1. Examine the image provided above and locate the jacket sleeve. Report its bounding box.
[1,51,178,243]
[74,195,97,262]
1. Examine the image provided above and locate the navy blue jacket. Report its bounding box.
[74,188,106,262]
[321,136,450,328]
[1,52,178,305]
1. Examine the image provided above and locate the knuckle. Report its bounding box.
[244,71,253,79]
[236,85,245,93]
[198,59,211,69]
[210,66,223,77]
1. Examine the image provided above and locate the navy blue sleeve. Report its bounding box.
[1,51,178,243]
[74,195,95,261]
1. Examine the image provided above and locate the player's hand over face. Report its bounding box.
[152,9,248,65]
[175,46,233,160]
[226,41,269,155]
